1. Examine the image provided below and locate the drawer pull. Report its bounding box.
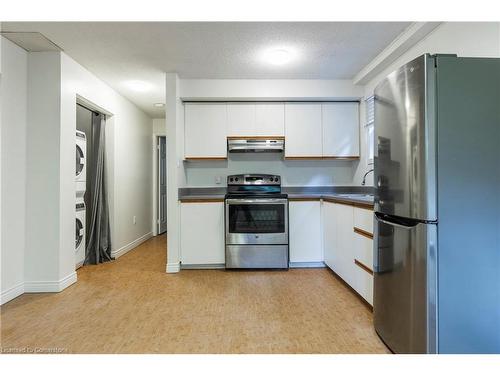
[353,227,373,239]
[354,259,373,275]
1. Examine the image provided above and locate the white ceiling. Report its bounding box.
[3,22,411,117]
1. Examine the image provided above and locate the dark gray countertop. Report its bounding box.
[178,186,374,207]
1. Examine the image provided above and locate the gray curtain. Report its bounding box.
[85,114,112,264]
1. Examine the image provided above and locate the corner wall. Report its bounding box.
[353,22,500,186]
[0,37,28,303]
[61,53,154,263]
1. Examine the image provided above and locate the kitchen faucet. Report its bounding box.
[361,169,374,186]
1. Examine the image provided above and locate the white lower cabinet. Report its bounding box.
[333,202,356,287]
[322,201,337,270]
[289,200,323,264]
[352,207,374,305]
[323,201,374,306]
[180,201,225,266]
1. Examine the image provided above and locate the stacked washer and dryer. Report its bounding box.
[75,130,87,268]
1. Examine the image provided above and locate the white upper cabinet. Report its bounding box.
[227,103,256,136]
[284,103,323,158]
[227,103,284,137]
[184,103,227,159]
[255,103,285,136]
[322,102,360,158]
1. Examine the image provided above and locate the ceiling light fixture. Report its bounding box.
[123,80,152,92]
[153,103,165,108]
[261,48,295,66]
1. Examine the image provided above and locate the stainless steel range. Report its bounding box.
[225,174,289,269]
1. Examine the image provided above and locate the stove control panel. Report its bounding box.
[227,174,281,186]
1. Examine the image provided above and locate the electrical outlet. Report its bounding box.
[215,176,222,185]
[133,216,137,225]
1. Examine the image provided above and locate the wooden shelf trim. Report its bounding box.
[322,198,374,210]
[284,156,359,160]
[354,259,374,275]
[353,227,373,239]
[288,197,322,202]
[185,157,227,161]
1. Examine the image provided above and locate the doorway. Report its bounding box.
[76,104,104,245]
[157,136,167,234]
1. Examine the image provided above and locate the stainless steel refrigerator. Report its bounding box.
[373,54,500,354]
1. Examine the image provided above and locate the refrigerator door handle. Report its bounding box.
[374,212,419,229]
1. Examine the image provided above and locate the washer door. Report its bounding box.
[76,144,84,177]
[75,218,83,250]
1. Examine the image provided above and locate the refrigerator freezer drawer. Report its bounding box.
[373,214,437,354]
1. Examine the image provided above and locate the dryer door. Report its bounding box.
[75,218,84,250]
[76,144,85,177]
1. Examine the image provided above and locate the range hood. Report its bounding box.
[228,139,284,153]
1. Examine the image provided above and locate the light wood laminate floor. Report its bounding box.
[0,234,389,353]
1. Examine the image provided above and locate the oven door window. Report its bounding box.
[228,204,285,234]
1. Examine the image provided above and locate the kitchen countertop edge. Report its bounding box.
[178,186,374,208]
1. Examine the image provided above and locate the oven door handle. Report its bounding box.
[225,198,288,204]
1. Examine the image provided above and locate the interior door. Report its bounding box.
[373,213,437,353]
[158,136,167,234]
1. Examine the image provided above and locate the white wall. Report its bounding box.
[185,154,354,186]
[0,37,28,303]
[164,78,363,272]
[180,79,362,100]
[1,49,153,302]
[153,118,166,136]
[61,53,154,262]
[353,22,500,186]
[180,78,364,188]
[25,52,64,289]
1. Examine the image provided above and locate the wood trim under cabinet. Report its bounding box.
[354,227,373,239]
[354,259,374,275]
[288,197,322,202]
[322,156,360,160]
[284,156,324,160]
[184,157,227,161]
[179,198,225,203]
[284,156,360,160]
[322,197,374,210]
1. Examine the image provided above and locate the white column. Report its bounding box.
[165,73,185,272]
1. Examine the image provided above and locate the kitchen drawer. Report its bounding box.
[353,207,373,235]
[353,262,373,305]
[353,232,373,269]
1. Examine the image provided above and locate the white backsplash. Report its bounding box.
[184,153,356,187]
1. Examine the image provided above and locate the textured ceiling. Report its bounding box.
[3,22,411,117]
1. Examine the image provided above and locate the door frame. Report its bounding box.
[152,134,167,236]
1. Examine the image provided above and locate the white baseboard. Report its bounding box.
[0,282,25,305]
[181,263,225,270]
[166,262,180,273]
[111,231,153,259]
[289,261,326,268]
[24,272,77,293]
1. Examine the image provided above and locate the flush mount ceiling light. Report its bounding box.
[261,48,296,66]
[123,80,152,92]
[153,103,165,108]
